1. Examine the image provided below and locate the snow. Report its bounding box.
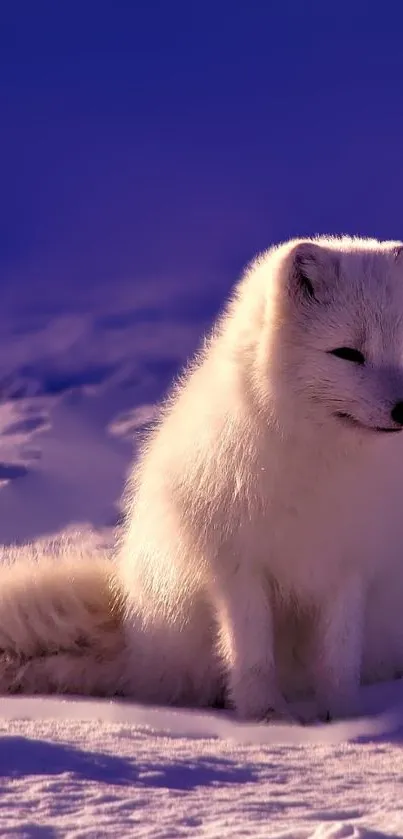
[1,698,403,838]
[1,286,403,838]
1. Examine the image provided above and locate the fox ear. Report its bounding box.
[288,241,338,304]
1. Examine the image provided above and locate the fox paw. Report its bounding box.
[261,706,300,725]
[235,696,301,725]
[317,692,361,723]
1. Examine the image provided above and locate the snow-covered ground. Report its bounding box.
[1,282,403,838]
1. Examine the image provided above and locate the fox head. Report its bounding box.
[250,236,403,439]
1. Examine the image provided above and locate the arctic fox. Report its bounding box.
[2,235,403,723]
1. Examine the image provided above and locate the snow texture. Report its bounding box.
[0,288,403,838]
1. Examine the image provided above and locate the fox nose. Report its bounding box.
[391,401,403,425]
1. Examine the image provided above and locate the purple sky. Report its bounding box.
[2,2,403,312]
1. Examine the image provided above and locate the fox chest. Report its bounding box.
[236,460,402,594]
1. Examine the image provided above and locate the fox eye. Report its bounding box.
[328,347,365,364]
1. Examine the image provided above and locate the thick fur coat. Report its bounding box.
[3,236,403,722]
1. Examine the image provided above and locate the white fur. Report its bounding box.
[3,235,403,722]
[0,534,128,695]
